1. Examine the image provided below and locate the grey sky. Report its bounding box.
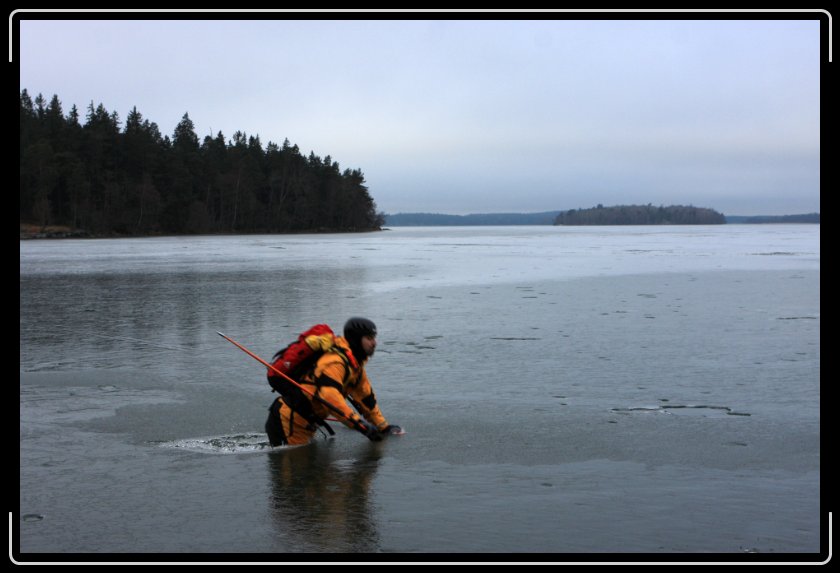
[17,14,823,216]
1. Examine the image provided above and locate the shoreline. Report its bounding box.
[21,222,820,240]
[19,223,384,241]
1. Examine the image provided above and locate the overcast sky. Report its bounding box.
[17,13,823,216]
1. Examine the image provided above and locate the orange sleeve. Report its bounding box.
[348,369,389,430]
[310,354,364,429]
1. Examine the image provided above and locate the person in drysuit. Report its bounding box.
[265,317,402,446]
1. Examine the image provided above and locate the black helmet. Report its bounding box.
[344,317,377,340]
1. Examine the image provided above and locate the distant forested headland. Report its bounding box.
[20,90,384,237]
[554,204,725,225]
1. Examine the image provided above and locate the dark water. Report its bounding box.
[18,227,822,559]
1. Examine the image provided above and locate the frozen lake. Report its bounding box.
[18,225,821,560]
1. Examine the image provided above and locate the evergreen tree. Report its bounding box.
[172,112,199,153]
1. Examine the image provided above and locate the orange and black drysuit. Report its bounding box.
[266,336,389,446]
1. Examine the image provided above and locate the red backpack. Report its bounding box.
[267,324,336,393]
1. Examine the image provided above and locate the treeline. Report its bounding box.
[726,213,819,224]
[554,204,726,225]
[20,90,384,236]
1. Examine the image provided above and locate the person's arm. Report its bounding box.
[313,356,382,440]
[349,370,403,435]
[347,368,389,431]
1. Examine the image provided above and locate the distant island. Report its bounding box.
[555,204,725,225]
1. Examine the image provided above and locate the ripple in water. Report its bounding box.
[156,433,279,454]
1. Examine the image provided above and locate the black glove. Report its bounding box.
[357,420,383,442]
[381,425,404,435]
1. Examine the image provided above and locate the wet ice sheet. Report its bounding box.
[20,225,819,287]
[19,227,821,556]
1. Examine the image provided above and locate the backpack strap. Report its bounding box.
[281,348,353,436]
[280,394,335,436]
[313,346,356,388]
